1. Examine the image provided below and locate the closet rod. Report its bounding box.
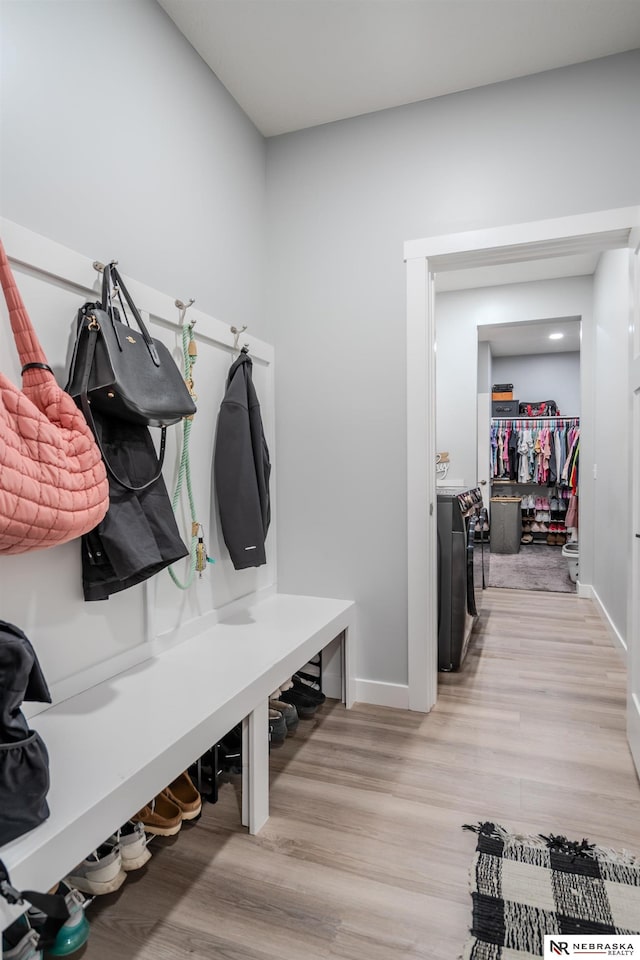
[491,416,580,423]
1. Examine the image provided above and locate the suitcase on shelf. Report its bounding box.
[492,400,519,416]
[492,383,513,400]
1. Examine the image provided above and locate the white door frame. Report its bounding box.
[627,225,640,775]
[405,205,640,714]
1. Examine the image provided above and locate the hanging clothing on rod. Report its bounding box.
[490,418,580,488]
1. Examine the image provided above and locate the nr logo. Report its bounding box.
[549,943,570,956]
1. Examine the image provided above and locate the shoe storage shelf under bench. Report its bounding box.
[0,593,355,930]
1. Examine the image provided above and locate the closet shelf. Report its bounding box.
[491,416,580,422]
[492,480,554,485]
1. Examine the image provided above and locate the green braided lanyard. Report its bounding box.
[168,320,213,589]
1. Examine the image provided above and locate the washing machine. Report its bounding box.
[436,486,489,671]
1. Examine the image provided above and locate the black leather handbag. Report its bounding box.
[0,621,52,847]
[67,262,196,428]
[66,262,196,490]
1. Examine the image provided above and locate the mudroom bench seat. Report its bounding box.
[0,593,355,930]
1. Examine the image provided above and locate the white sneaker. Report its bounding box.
[2,925,42,960]
[106,821,151,871]
[65,843,127,895]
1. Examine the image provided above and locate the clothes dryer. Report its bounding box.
[436,486,489,671]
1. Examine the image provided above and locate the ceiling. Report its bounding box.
[478,317,582,356]
[156,1,636,351]
[434,252,599,293]
[157,0,640,137]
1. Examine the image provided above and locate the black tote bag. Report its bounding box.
[66,262,196,428]
[0,621,52,846]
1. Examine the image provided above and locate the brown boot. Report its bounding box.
[162,771,202,821]
[133,792,182,836]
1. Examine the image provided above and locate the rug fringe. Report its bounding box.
[460,939,474,960]
[462,822,640,866]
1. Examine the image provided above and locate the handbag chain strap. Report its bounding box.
[77,315,166,492]
[168,317,213,588]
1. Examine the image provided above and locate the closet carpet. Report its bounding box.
[85,589,640,960]
[488,544,575,593]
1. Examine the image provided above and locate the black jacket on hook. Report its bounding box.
[214,352,271,569]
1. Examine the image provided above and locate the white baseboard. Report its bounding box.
[591,586,627,658]
[354,679,409,709]
[576,580,593,599]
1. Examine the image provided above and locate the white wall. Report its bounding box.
[492,352,581,416]
[0,3,271,696]
[477,342,493,395]
[592,248,631,644]
[476,343,493,503]
[266,52,640,692]
[2,9,638,700]
[435,278,591,505]
[0,0,267,338]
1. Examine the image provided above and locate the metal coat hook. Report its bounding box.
[175,297,196,326]
[175,297,195,312]
[230,324,248,353]
[92,259,118,274]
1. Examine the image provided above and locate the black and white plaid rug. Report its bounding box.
[463,822,640,959]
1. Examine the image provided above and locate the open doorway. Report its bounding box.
[432,270,588,675]
[404,205,640,718]
[478,315,581,594]
[434,268,588,596]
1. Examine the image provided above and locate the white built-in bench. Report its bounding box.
[0,593,355,930]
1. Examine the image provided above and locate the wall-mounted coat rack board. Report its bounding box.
[0,218,355,930]
[0,216,278,707]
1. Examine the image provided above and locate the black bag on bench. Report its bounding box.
[0,621,52,846]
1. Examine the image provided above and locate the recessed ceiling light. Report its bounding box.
[549,333,564,340]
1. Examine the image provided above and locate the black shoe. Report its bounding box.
[292,674,326,704]
[295,668,321,684]
[277,686,318,718]
[218,725,243,773]
[269,709,287,746]
[269,699,299,734]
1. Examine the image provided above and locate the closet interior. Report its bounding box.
[481,320,582,594]
[490,416,580,544]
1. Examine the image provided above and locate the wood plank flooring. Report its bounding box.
[85,588,640,959]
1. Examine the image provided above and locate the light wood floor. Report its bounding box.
[86,588,640,960]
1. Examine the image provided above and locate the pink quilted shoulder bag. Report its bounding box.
[0,239,109,554]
